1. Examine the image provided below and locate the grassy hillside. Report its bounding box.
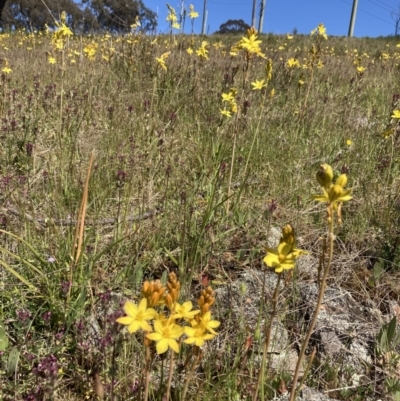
[1,21,400,400]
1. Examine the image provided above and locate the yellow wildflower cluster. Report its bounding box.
[156,51,171,71]
[117,273,220,354]
[313,164,352,223]
[230,27,265,59]
[196,41,209,60]
[264,224,307,273]
[51,11,73,50]
[188,4,199,19]
[251,58,273,91]
[311,23,328,40]
[83,41,98,61]
[166,4,180,30]
[286,57,301,69]
[220,88,238,117]
[2,59,12,74]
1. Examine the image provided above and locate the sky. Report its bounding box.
[142,0,399,37]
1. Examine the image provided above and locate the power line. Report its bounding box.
[365,0,395,13]
[339,0,393,26]
[373,0,398,12]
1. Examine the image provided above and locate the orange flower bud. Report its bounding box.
[150,292,159,307]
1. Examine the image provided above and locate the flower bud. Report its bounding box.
[150,292,159,307]
[316,163,333,189]
[165,294,173,309]
[336,174,348,188]
[329,184,344,203]
[281,224,295,246]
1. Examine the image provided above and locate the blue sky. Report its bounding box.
[142,0,398,37]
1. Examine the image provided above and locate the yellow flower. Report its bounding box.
[172,22,181,30]
[346,139,352,146]
[263,242,298,273]
[166,4,178,22]
[287,34,294,40]
[286,58,300,68]
[173,301,200,320]
[220,109,232,118]
[83,42,98,60]
[196,42,209,60]
[196,311,220,335]
[392,109,400,119]
[241,34,262,52]
[48,56,57,64]
[356,66,365,74]
[313,172,352,210]
[184,323,216,347]
[146,319,184,354]
[116,298,157,333]
[222,92,235,103]
[251,79,267,90]
[156,51,170,71]
[311,23,328,40]
[188,4,199,19]
[187,47,193,55]
[382,127,394,138]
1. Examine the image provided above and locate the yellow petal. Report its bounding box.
[167,338,180,353]
[124,300,138,317]
[156,339,169,354]
[127,321,141,333]
[116,316,133,325]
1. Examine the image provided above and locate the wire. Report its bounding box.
[339,0,394,26]
[365,0,396,13]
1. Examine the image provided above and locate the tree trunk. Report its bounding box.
[0,0,7,20]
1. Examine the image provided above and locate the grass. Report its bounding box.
[1,23,400,400]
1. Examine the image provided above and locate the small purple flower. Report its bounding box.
[17,308,32,322]
[35,355,58,378]
[42,311,52,323]
[268,199,278,214]
[47,257,55,263]
[26,142,34,157]
[60,281,71,295]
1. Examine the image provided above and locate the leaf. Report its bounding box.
[0,259,37,292]
[387,316,397,344]
[164,248,179,266]
[0,324,9,351]
[7,347,20,375]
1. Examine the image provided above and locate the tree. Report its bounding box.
[82,0,157,33]
[392,4,400,36]
[0,0,7,20]
[1,0,84,31]
[215,19,250,34]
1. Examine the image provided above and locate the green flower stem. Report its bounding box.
[289,211,334,401]
[253,273,282,401]
[144,341,151,401]
[166,348,175,401]
[182,348,201,400]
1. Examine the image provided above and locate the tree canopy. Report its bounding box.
[0,0,157,33]
[215,19,250,34]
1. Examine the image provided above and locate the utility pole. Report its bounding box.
[258,0,266,33]
[348,0,358,37]
[251,0,257,28]
[180,0,185,33]
[201,0,208,35]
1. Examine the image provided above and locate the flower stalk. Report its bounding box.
[288,164,351,401]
